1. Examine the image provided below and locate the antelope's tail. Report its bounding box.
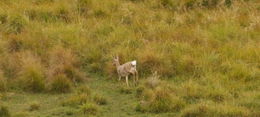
[131,60,137,66]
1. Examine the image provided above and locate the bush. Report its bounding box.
[7,15,27,34]
[93,94,107,105]
[76,85,92,95]
[49,74,72,93]
[206,87,230,102]
[120,87,133,94]
[160,0,178,9]
[137,86,186,113]
[178,80,204,102]
[7,36,23,52]
[80,103,98,115]
[104,61,117,78]
[201,0,232,8]
[19,66,45,92]
[0,71,7,92]
[179,55,203,77]
[0,53,22,79]
[63,65,85,83]
[136,86,145,98]
[94,9,107,18]
[55,6,72,23]
[0,39,7,54]
[77,0,93,15]
[144,72,161,89]
[39,11,58,23]
[82,49,105,73]
[0,13,7,24]
[137,78,186,113]
[228,63,253,81]
[180,102,250,117]
[48,46,84,84]
[48,46,79,68]
[18,52,45,92]
[137,49,163,75]
[29,101,40,111]
[62,93,90,107]
[0,105,10,117]
[149,87,185,113]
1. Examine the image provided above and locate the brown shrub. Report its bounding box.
[49,74,72,93]
[62,93,91,107]
[47,46,85,83]
[0,53,22,78]
[18,52,45,92]
[0,70,7,92]
[137,86,185,113]
[136,75,186,113]
[137,48,163,76]
[0,105,10,117]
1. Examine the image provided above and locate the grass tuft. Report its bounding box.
[77,85,92,95]
[29,101,40,111]
[120,87,133,94]
[0,105,10,117]
[180,101,250,117]
[0,70,7,92]
[144,71,161,89]
[62,93,90,107]
[49,74,72,93]
[93,94,107,105]
[136,76,186,113]
[80,103,98,115]
[18,52,45,92]
[77,0,93,16]
[0,13,7,24]
[48,46,85,84]
[7,14,27,34]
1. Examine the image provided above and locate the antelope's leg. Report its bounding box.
[126,76,129,87]
[133,73,136,83]
[118,76,121,81]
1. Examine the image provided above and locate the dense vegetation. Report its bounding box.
[0,0,259,117]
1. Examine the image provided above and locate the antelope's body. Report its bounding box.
[113,56,138,86]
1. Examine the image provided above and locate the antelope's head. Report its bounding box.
[112,55,119,66]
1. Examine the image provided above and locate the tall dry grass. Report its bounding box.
[0,0,259,115]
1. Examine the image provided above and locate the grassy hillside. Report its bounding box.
[0,0,259,117]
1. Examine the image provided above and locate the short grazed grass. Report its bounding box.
[2,75,259,117]
[0,77,178,117]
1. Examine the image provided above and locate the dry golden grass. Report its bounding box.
[0,70,7,92]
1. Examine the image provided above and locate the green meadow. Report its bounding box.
[0,0,259,117]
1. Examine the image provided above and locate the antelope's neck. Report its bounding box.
[115,62,120,68]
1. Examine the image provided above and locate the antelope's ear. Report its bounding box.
[116,54,119,59]
[112,55,115,59]
[112,54,117,59]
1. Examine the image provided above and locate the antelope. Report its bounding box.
[113,56,138,86]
